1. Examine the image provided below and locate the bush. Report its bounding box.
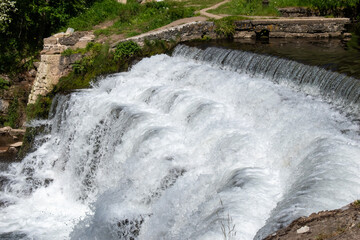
[114,41,141,61]
[26,96,52,121]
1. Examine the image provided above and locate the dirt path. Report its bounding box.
[199,0,230,19]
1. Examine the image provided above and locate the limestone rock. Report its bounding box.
[0,100,9,114]
[9,142,22,148]
[296,225,310,234]
[66,28,75,34]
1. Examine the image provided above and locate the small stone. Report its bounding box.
[0,126,12,133]
[8,147,17,154]
[297,225,310,234]
[66,28,75,35]
[9,142,23,148]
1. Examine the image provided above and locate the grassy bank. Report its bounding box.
[64,0,194,38]
[209,0,359,16]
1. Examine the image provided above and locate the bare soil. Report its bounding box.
[265,202,360,240]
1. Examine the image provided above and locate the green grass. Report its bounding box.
[209,0,280,16]
[63,0,140,31]
[214,16,251,38]
[209,0,358,16]
[93,0,195,38]
[65,0,194,37]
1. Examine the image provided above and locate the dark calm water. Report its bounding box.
[186,35,360,80]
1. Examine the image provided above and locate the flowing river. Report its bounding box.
[0,45,360,240]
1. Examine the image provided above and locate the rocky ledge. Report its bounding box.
[265,201,360,240]
[0,126,25,156]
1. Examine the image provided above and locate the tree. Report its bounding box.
[0,0,17,32]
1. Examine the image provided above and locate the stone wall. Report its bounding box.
[111,21,216,48]
[28,30,95,104]
[234,18,351,38]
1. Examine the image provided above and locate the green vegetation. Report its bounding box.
[0,0,99,74]
[2,96,27,128]
[214,16,250,38]
[209,0,280,16]
[114,41,141,60]
[64,0,141,31]
[0,78,11,90]
[91,0,194,38]
[25,39,175,124]
[209,0,359,16]
[26,96,52,121]
[53,39,175,94]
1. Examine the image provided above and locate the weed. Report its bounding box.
[214,16,249,38]
[217,199,237,240]
[26,96,52,121]
[114,41,141,61]
[0,77,11,90]
[4,97,19,128]
[201,35,212,41]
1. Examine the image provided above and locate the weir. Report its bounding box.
[1,45,360,239]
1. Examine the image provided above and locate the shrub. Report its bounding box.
[0,77,11,90]
[26,95,52,121]
[114,41,141,61]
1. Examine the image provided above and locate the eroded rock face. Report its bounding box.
[28,30,95,104]
[265,202,360,240]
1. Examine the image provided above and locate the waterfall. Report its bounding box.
[1,45,360,240]
[173,45,360,113]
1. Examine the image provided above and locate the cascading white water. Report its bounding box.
[1,45,360,240]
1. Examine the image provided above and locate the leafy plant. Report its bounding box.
[0,77,10,90]
[114,41,141,61]
[26,95,52,121]
[5,96,19,128]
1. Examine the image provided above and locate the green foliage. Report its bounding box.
[114,41,141,61]
[0,0,98,74]
[200,35,212,41]
[26,96,52,121]
[4,97,19,128]
[53,43,118,93]
[309,0,358,13]
[64,0,137,31]
[214,16,250,38]
[0,77,10,90]
[210,0,359,16]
